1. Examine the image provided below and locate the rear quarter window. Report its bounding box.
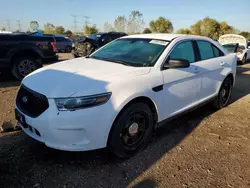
[196,41,214,60]
[212,45,224,57]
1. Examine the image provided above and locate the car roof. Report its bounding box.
[95,32,126,35]
[122,33,211,41]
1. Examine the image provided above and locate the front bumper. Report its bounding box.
[16,99,116,151]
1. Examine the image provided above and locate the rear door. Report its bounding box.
[194,40,226,101]
[55,37,64,51]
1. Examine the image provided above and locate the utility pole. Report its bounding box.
[71,14,78,33]
[82,16,90,27]
[17,20,21,32]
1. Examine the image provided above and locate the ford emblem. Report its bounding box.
[22,96,28,103]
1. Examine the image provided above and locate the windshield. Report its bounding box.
[88,33,102,40]
[90,38,169,67]
[222,43,238,53]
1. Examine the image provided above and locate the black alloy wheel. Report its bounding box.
[212,77,233,109]
[108,103,154,158]
[12,56,41,80]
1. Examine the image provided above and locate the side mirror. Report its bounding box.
[164,59,190,69]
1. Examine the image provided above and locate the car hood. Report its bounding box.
[219,34,247,47]
[22,57,151,98]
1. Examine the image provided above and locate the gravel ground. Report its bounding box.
[0,54,250,188]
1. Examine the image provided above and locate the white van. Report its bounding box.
[219,34,250,64]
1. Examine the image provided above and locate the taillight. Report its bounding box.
[51,41,56,52]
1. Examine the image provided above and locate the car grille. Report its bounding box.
[16,85,49,118]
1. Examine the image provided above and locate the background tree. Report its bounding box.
[190,17,236,39]
[44,23,55,34]
[114,16,127,32]
[143,28,152,34]
[1,27,6,31]
[239,31,250,40]
[127,10,144,34]
[64,30,73,35]
[55,26,65,34]
[149,17,173,33]
[176,28,192,34]
[84,24,98,36]
[218,21,235,36]
[190,20,202,35]
[103,22,114,32]
[191,17,219,39]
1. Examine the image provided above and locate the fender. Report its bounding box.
[8,43,43,60]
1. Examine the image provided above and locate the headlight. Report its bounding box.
[55,92,112,111]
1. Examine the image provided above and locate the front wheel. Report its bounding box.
[107,103,154,158]
[11,56,41,80]
[212,77,233,109]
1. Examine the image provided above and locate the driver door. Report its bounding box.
[161,40,202,118]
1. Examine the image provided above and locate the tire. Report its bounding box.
[72,53,79,58]
[65,45,72,53]
[107,103,154,158]
[212,77,233,109]
[241,54,247,65]
[11,56,41,80]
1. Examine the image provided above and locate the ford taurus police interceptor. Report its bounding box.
[15,34,237,158]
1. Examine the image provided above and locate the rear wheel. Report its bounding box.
[65,45,72,53]
[241,54,247,65]
[212,77,233,109]
[107,103,154,158]
[11,56,41,80]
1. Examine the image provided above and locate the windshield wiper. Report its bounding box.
[90,56,132,66]
[109,59,131,66]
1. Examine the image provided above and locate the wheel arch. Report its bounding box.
[107,96,159,145]
[10,50,42,67]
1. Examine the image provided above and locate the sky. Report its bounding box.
[0,0,250,32]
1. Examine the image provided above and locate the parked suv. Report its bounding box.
[0,33,57,80]
[15,34,237,158]
[54,36,72,52]
[72,32,127,57]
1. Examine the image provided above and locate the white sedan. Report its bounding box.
[15,34,237,158]
[219,34,250,64]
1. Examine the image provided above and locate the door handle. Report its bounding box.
[220,61,225,66]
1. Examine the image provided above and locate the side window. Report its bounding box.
[55,37,63,42]
[169,41,195,63]
[212,45,221,57]
[197,41,214,60]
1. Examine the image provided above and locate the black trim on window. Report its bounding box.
[192,40,200,61]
